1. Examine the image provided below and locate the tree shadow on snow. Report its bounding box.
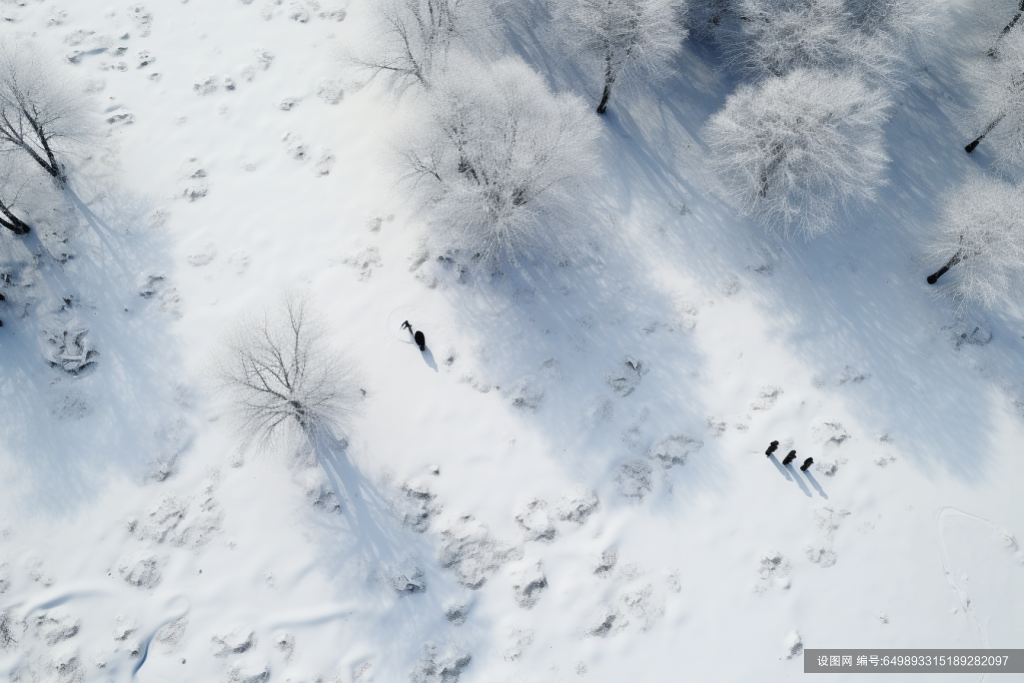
[0,178,189,515]
[298,428,482,679]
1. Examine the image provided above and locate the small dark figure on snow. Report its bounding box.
[800,457,814,472]
[765,440,779,457]
[402,320,427,351]
[782,450,797,466]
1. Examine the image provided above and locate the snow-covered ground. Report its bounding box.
[1,1,1023,682]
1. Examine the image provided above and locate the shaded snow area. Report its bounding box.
[1,1,1024,682]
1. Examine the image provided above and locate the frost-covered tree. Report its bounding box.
[400,58,601,262]
[963,29,1024,165]
[217,294,362,452]
[733,0,896,83]
[0,155,37,235]
[685,0,738,42]
[561,0,686,114]
[704,69,890,237]
[351,0,490,91]
[844,0,940,41]
[0,44,94,187]
[988,0,1024,57]
[925,176,1024,307]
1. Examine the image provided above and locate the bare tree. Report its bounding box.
[217,294,362,452]
[560,0,686,114]
[0,155,36,235]
[704,69,890,237]
[0,44,94,187]
[350,0,491,91]
[399,57,601,263]
[926,175,1024,308]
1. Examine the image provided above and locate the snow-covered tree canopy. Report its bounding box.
[963,28,1024,170]
[732,0,898,83]
[400,58,601,263]
[843,0,940,41]
[686,0,738,42]
[561,0,686,113]
[351,0,490,91]
[704,69,890,237]
[926,175,1024,308]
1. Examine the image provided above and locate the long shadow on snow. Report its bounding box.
[301,428,479,678]
[0,180,188,515]
[501,26,1015,481]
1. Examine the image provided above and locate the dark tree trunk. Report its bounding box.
[989,0,1024,56]
[597,50,614,115]
[927,250,963,284]
[597,82,612,115]
[966,114,1005,153]
[759,143,785,197]
[0,199,29,235]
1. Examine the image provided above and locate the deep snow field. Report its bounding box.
[1,0,1023,682]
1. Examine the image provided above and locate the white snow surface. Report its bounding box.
[0,1,1023,683]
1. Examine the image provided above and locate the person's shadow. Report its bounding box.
[420,346,438,372]
[768,454,793,481]
[804,470,828,499]
[783,461,812,497]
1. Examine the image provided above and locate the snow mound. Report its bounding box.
[154,617,187,654]
[750,385,783,411]
[585,606,627,638]
[616,459,653,500]
[33,608,80,645]
[503,375,544,412]
[606,356,649,397]
[392,478,440,532]
[593,548,617,577]
[127,493,223,549]
[315,77,344,105]
[620,582,663,631]
[225,659,269,683]
[437,516,522,589]
[806,545,837,568]
[116,550,161,589]
[946,321,993,349]
[811,420,850,447]
[649,434,703,468]
[509,560,547,609]
[410,643,471,683]
[554,486,600,524]
[444,601,470,626]
[381,560,427,595]
[211,627,256,657]
[514,498,556,542]
[784,631,803,659]
[755,551,790,593]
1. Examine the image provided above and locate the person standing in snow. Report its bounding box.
[402,320,427,351]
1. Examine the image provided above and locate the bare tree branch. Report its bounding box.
[217,293,362,453]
